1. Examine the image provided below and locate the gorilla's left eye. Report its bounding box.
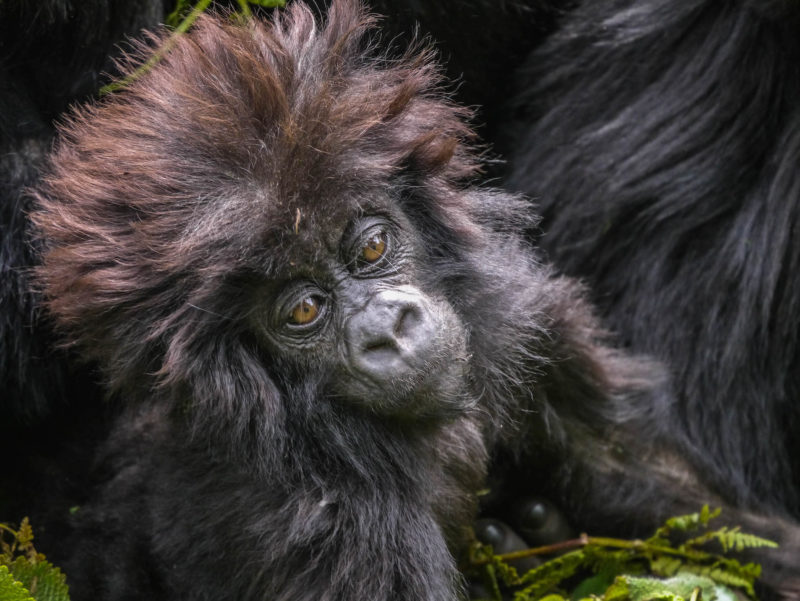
[360,232,387,264]
[349,224,394,276]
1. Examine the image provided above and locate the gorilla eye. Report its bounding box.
[360,232,387,264]
[288,296,322,326]
[349,223,395,277]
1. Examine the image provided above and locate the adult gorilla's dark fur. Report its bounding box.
[0,0,165,418]
[0,0,166,538]
[501,0,800,521]
[32,2,800,599]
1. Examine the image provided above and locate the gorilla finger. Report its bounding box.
[474,518,541,573]
[510,496,574,547]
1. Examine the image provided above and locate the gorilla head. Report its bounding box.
[35,1,488,444]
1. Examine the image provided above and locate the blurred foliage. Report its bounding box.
[465,506,776,601]
[165,0,286,28]
[101,0,286,95]
[0,519,70,601]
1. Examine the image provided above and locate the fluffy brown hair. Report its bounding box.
[35,1,477,392]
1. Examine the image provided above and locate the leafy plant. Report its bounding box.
[166,0,286,27]
[465,506,777,601]
[0,519,70,601]
[100,0,287,95]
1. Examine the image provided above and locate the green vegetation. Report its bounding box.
[2,507,774,601]
[99,0,287,96]
[0,519,70,601]
[465,506,776,601]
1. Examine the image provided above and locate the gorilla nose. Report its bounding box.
[346,288,436,381]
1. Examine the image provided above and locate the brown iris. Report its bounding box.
[361,232,387,263]
[288,296,320,325]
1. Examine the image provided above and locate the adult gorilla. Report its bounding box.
[372,0,800,559]
[0,0,167,527]
[501,0,800,519]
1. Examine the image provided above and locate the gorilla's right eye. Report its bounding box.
[287,296,323,326]
[272,285,329,336]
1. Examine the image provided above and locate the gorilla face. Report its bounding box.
[252,207,470,419]
[31,0,489,450]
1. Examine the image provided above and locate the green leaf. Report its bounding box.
[481,563,503,601]
[604,573,738,601]
[166,0,193,27]
[650,556,683,577]
[650,507,722,543]
[677,563,758,599]
[0,566,34,601]
[510,550,588,600]
[9,558,70,601]
[717,530,778,553]
[466,507,769,601]
[571,570,616,599]
[539,595,568,601]
[603,575,635,601]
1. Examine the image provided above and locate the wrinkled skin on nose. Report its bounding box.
[345,287,440,383]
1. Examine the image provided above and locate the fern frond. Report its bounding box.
[649,555,683,577]
[0,566,34,601]
[716,529,778,553]
[648,506,721,544]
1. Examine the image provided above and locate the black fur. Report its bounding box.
[0,0,167,534]
[0,0,167,418]
[31,2,800,599]
[502,0,800,520]
[363,0,569,143]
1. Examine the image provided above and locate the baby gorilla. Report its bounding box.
[32,1,800,599]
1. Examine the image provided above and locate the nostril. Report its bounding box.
[394,304,421,338]
[364,337,396,353]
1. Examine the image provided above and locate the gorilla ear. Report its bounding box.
[402,132,461,175]
[352,42,480,181]
[390,97,480,180]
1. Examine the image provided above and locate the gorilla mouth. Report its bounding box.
[341,344,473,419]
[337,286,471,418]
